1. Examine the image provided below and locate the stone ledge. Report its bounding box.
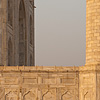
[0,66,79,72]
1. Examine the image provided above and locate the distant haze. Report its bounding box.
[35,0,86,66]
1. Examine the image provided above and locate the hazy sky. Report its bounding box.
[35,0,86,66]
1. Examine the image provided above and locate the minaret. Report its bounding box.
[86,0,100,65]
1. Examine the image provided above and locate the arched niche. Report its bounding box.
[30,15,33,45]
[8,0,13,26]
[84,92,91,100]
[0,88,4,100]
[19,0,27,66]
[43,91,55,100]
[24,91,35,100]
[30,54,33,66]
[61,91,73,100]
[5,91,17,100]
[8,38,13,66]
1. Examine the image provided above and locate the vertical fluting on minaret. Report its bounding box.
[86,0,100,65]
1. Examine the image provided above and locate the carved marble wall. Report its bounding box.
[79,66,97,100]
[0,65,99,100]
[0,66,79,100]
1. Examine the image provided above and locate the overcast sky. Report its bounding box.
[35,0,86,66]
